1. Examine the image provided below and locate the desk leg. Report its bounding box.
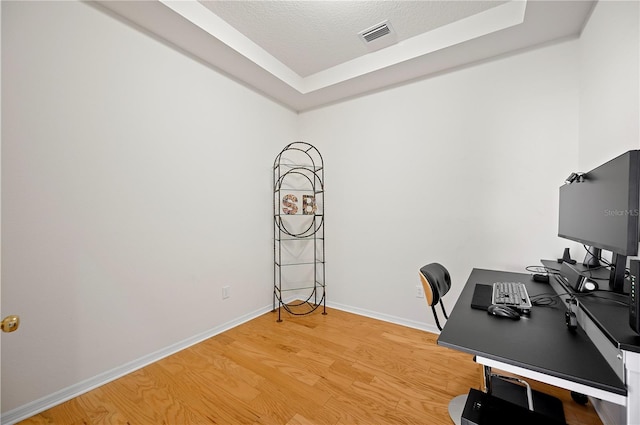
[626,350,640,425]
[483,365,493,394]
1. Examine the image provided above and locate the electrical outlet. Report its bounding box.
[416,285,424,298]
[222,286,231,299]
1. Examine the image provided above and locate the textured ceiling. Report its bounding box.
[95,0,596,111]
[199,1,508,77]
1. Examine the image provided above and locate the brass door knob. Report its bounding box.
[1,315,20,333]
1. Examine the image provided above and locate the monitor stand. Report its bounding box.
[582,247,602,268]
[610,253,627,293]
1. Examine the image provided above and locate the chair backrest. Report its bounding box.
[419,263,451,306]
[419,262,452,331]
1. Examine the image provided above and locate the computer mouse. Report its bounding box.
[487,304,521,320]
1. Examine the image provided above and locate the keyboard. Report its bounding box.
[492,281,532,313]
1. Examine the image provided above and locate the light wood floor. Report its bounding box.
[21,306,603,425]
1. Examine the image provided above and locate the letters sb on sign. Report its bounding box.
[282,194,317,215]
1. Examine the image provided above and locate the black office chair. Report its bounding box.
[419,263,468,424]
[419,262,451,331]
[419,263,540,425]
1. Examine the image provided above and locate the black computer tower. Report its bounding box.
[461,389,566,425]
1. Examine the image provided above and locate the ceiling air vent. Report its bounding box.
[359,20,395,44]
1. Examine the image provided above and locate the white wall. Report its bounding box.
[579,0,640,170]
[4,0,636,421]
[1,0,296,416]
[299,40,580,329]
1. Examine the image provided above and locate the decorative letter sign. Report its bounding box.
[282,194,298,215]
[303,195,317,215]
[281,194,316,215]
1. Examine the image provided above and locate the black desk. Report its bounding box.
[437,268,627,410]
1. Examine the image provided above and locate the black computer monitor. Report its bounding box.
[558,150,640,292]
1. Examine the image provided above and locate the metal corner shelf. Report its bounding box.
[273,141,326,322]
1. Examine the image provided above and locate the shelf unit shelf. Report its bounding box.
[273,142,326,321]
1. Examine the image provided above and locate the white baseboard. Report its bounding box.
[326,301,440,335]
[0,303,276,425]
[1,299,436,425]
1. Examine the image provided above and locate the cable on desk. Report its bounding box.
[574,291,630,307]
[525,265,560,275]
[583,245,613,267]
[578,266,610,282]
[525,265,562,285]
[580,245,631,280]
[530,292,563,307]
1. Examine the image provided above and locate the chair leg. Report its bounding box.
[440,302,449,320]
[431,305,443,331]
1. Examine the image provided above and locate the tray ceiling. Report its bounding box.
[95,0,596,112]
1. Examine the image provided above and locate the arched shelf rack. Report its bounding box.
[273,142,326,322]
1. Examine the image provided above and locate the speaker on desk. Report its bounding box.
[630,259,640,334]
[560,262,598,293]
